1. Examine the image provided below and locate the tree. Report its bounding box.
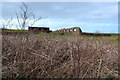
[1,17,13,29]
[95,30,100,33]
[16,2,42,30]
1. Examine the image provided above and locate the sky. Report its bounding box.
[1,2,118,33]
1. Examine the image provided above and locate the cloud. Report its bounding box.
[2,2,118,20]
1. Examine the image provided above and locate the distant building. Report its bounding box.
[28,27,50,33]
[53,27,82,35]
[28,27,82,35]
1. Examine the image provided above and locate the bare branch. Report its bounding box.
[15,2,44,30]
[6,17,13,28]
[1,16,13,29]
[30,13,42,26]
[16,13,22,29]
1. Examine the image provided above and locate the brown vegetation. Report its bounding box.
[2,33,118,79]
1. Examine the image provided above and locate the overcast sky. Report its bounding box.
[1,2,118,33]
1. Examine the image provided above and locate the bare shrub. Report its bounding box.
[2,34,118,79]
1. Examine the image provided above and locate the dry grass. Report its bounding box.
[2,33,118,79]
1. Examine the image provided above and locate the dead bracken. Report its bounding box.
[2,33,118,79]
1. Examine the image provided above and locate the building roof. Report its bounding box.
[29,27,49,29]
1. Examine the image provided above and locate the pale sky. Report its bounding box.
[1,2,118,33]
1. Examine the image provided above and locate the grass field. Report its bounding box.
[2,32,118,79]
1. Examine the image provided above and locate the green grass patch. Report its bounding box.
[35,32,118,42]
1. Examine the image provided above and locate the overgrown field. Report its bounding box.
[2,33,118,79]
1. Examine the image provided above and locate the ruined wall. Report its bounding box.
[54,27,82,35]
[29,27,50,33]
[28,27,82,35]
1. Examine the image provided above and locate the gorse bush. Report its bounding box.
[2,33,118,79]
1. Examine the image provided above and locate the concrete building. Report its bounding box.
[28,27,50,33]
[54,27,82,35]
